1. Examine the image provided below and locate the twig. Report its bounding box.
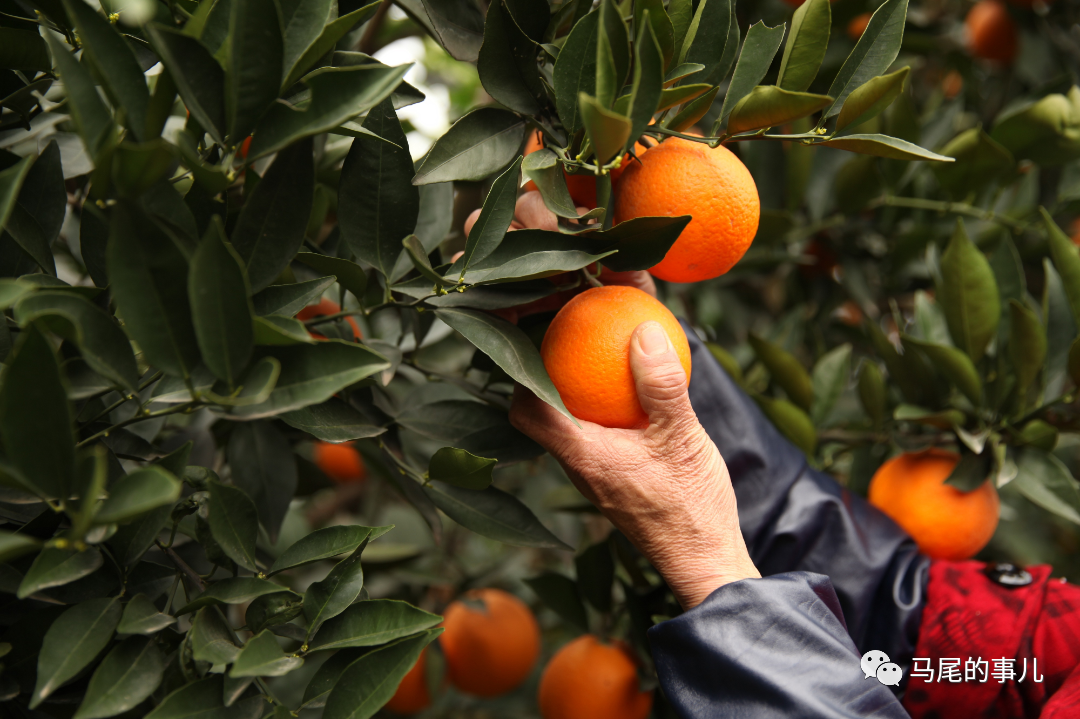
[358,0,393,55]
[77,401,203,448]
[157,540,207,592]
[869,195,1028,232]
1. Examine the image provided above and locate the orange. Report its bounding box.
[238,135,252,160]
[613,138,759,283]
[942,70,964,100]
[833,300,863,328]
[312,441,367,484]
[385,649,431,714]
[296,298,361,341]
[541,286,691,429]
[1070,218,1080,247]
[847,12,872,40]
[522,130,643,209]
[868,449,1000,560]
[441,588,540,697]
[538,635,653,719]
[965,1,1019,65]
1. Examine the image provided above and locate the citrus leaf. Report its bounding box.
[1043,208,1080,328]
[679,0,733,86]
[282,1,381,90]
[304,544,367,636]
[453,156,522,274]
[146,24,225,143]
[253,276,337,318]
[44,34,115,159]
[902,336,982,406]
[552,11,598,133]
[413,107,526,184]
[753,394,816,456]
[624,19,664,154]
[230,630,303,677]
[477,0,545,115]
[579,93,631,164]
[429,447,496,490]
[226,421,297,544]
[748,334,813,411]
[270,525,377,575]
[524,571,589,632]
[190,606,241,665]
[810,343,851,425]
[208,481,259,572]
[727,86,832,135]
[1009,299,1048,399]
[280,399,385,442]
[823,0,908,118]
[74,636,165,719]
[308,600,442,651]
[777,0,831,92]
[0,529,41,564]
[117,593,176,635]
[818,134,954,162]
[96,466,181,525]
[178,578,289,615]
[423,480,571,549]
[1013,449,1080,525]
[835,66,910,132]
[938,220,1000,362]
[31,598,121,708]
[718,21,786,127]
[595,0,630,108]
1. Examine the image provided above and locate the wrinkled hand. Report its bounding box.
[510,321,760,610]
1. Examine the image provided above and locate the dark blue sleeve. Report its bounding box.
[648,572,910,719]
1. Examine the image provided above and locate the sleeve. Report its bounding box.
[648,571,911,719]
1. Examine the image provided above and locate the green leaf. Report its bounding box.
[668,0,693,67]
[96,466,181,525]
[396,399,542,463]
[934,127,1016,199]
[189,219,255,385]
[231,341,391,419]
[109,505,172,567]
[777,0,831,92]
[435,307,575,422]
[225,0,284,142]
[579,93,632,165]
[74,636,165,719]
[0,278,34,310]
[0,154,34,239]
[308,599,442,651]
[424,481,571,549]
[44,35,114,160]
[282,1,381,91]
[11,139,64,274]
[624,18,664,154]
[226,421,297,544]
[454,232,613,285]
[322,629,442,719]
[1013,449,1080,525]
[893,404,965,429]
[1043,208,1080,328]
[719,22,787,127]
[938,220,1001,362]
[903,337,983,406]
[655,83,712,113]
[18,546,102,598]
[208,481,260,572]
[246,591,304,634]
[727,86,833,135]
[524,572,589,632]
[279,399,386,442]
[553,11,598,133]
[253,276,337,317]
[301,649,362,709]
[62,0,150,142]
[178,578,288,615]
[748,334,813,411]
[429,447,496,490]
[679,0,733,86]
[1044,259,1076,400]
[117,593,176,635]
[818,134,954,162]
[249,64,410,159]
[455,156,521,274]
[944,450,992,492]
[835,67,909,132]
[232,138,315,293]
[305,544,367,635]
[1008,300,1047,399]
[635,0,675,68]
[249,316,315,347]
[409,0,484,62]
[175,130,231,193]
[31,598,121,708]
[231,630,303,677]
[0,529,41,563]
[270,525,379,575]
[146,25,225,143]
[810,344,851,425]
[1018,420,1059,451]
[477,0,545,115]
[522,149,588,219]
[403,234,446,286]
[823,0,908,119]
[111,140,176,198]
[753,394,817,456]
[279,0,334,87]
[0,324,75,499]
[414,108,526,184]
[992,87,1080,166]
[108,205,199,379]
[858,361,887,427]
[190,606,240,665]
[575,538,615,612]
[0,27,50,71]
[294,253,369,302]
[340,98,418,278]
[145,677,244,719]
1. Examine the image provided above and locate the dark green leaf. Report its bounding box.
[819,133,953,161]
[279,399,385,442]
[109,506,172,566]
[477,0,545,115]
[595,0,630,107]
[579,93,631,164]
[305,544,366,635]
[944,450,992,491]
[0,529,41,563]
[231,630,303,677]
[823,0,908,119]
[748,333,813,411]
[679,0,733,86]
[552,11,598,133]
[117,593,176,635]
[253,277,337,317]
[893,404,965,429]
[225,0,284,142]
[1043,208,1080,328]
[624,19,664,154]
[934,128,1015,199]
[74,636,165,719]
[524,572,588,632]
[1013,449,1080,525]
[0,156,34,238]
[719,22,787,127]
[858,361,887,428]
[938,220,1000,362]
[411,0,484,62]
[424,481,571,549]
[454,156,521,274]
[45,35,114,159]
[454,233,612,285]
[226,421,297,544]
[810,343,851,425]
[178,578,288,615]
[664,85,719,133]
[301,648,364,709]
[96,466,181,525]
[144,677,240,719]
[18,546,102,598]
[0,27,50,71]
[777,0,831,92]
[413,107,526,184]
[1009,300,1047,399]
[294,253,369,302]
[308,599,442,651]
[271,525,385,576]
[836,66,909,132]
[403,234,447,285]
[655,83,712,113]
[112,140,176,198]
[282,2,380,91]
[279,0,334,87]
[991,88,1080,166]
[727,86,833,135]
[575,538,615,612]
[635,0,675,67]
[753,394,816,456]
[146,25,225,143]
[208,481,259,572]
[903,337,982,406]
[31,598,121,708]
[190,606,240,665]
[246,591,304,633]
[521,149,582,219]
[8,140,63,273]
[428,447,496,490]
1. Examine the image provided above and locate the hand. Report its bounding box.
[510,321,760,610]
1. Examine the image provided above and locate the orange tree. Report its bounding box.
[0,0,1079,716]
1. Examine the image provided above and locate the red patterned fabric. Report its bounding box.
[903,560,1080,718]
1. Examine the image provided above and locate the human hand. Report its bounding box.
[510,321,760,610]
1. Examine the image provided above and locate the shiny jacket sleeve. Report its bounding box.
[648,571,911,719]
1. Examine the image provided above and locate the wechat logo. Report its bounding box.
[862,650,903,687]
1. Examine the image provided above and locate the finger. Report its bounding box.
[514,191,559,231]
[629,321,696,434]
[509,384,584,452]
[600,269,656,297]
[464,209,482,238]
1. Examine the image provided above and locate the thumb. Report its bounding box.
[629,321,695,432]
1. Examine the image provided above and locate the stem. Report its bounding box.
[77,401,202,448]
[869,195,1027,232]
[358,0,393,54]
[156,540,207,592]
[303,308,365,327]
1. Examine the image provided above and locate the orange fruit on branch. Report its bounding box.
[312,441,367,484]
[965,0,1019,65]
[522,130,645,209]
[296,298,362,341]
[541,286,691,429]
[385,649,432,715]
[868,449,1000,560]
[538,635,653,719]
[613,138,759,283]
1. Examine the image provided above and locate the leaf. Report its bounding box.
[679,0,733,86]
[0,325,75,499]
[304,544,367,635]
[575,539,615,612]
[31,598,121,708]
[819,133,954,162]
[944,450,992,492]
[823,0,908,119]
[44,35,114,160]
[144,677,241,719]
[270,525,378,575]
[935,128,1015,199]
[1013,449,1080,525]
[522,149,585,219]
[246,591,304,634]
[253,276,337,317]
[190,606,241,665]
[309,600,442,651]
[1043,208,1080,328]
[414,0,485,62]
[74,636,165,719]
[282,1,381,91]
[231,630,303,677]
[249,64,410,159]
[777,0,831,92]
[595,0,630,108]
[117,593,176,635]
[938,220,1001,362]
[279,399,385,442]
[435,307,574,421]
[635,0,675,68]
[0,529,41,563]
[146,25,225,143]
[719,22,787,127]
[1009,299,1048,399]
[340,98,418,278]
[208,481,260,572]
[9,139,64,274]
[727,86,833,136]
[992,87,1080,167]
[302,649,365,709]
[230,341,391,419]
[226,0,284,141]
[836,66,909,132]
[279,0,335,88]
[858,361,887,428]
[413,107,526,184]
[455,156,521,274]
[108,205,199,379]
[18,546,102,598]
[579,93,632,165]
[231,138,315,293]
[429,447,496,490]
[624,19,664,154]
[753,395,817,456]
[477,0,545,115]
[250,316,314,346]
[655,83,712,113]
[524,572,589,632]
[455,234,612,285]
[178,578,289,615]
[552,11,598,134]
[403,234,447,286]
[225,422,297,544]
[0,27,50,71]
[903,337,982,406]
[322,629,442,719]
[810,344,851,425]
[424,481,571,549]
[96,466,181,525]
[294,253,369,302]
[893,404,965,429]
[748,334,813,411]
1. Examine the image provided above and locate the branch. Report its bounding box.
[869,195,1028,232]
[156,540,207,592]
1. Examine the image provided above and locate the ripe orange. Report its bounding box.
[385,649,431,715]
[965,0,1019,65]
[238,135,252,160]
[522,130,643,209]
[1070,218,1080,246]
[613,138,759,283]
[440,588,540,697]
[942,70,964,100]
[847,12,872,40]
[296,298,361,341]
[312,441,367,484]
[538,635,653,719]
[541,286,691,429]
[868,449,1000,560]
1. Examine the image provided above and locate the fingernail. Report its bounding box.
[638,322,670,356]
